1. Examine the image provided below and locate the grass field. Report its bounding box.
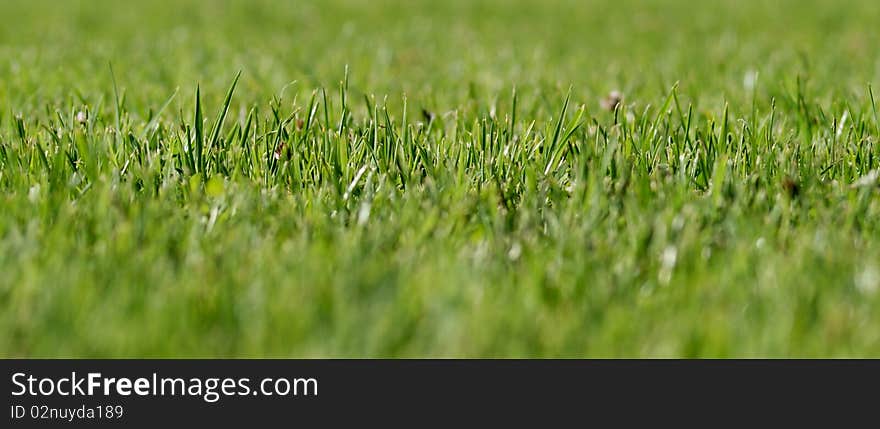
[2,0,880,357]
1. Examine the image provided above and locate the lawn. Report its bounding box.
[1,0,879,357]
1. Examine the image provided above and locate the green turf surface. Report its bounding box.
[2,0,879,357]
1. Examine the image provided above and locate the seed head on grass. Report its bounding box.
[600,90,623,111]
[421,108,435,123]
[274,142,287,160]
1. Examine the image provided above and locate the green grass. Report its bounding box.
[2,0,880,357]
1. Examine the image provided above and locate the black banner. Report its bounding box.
[3,360,878,427]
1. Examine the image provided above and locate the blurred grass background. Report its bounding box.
[4,0,878,108]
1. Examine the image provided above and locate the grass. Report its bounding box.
[1,0,879,357]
